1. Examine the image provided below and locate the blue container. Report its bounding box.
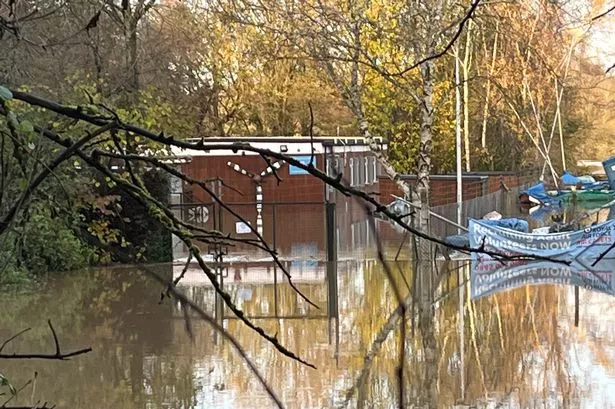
[603,156,615,190]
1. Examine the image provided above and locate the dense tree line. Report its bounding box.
[2,1,613,171]
[0,0,614,268]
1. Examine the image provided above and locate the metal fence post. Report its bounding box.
[273,203,278,317]
[326,202,338,319]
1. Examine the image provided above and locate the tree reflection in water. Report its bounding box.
[3,259,615,408]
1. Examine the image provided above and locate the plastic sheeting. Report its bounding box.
[481,217,530,233]
[520,182,560,205]
[444,218,530,248]
[561,170,597,187]
[561,170,579,185]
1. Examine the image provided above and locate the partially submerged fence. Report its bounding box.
[170,201,330,261]
[429,186,525,239]
[427,168,540,239]
[378,168,540,207]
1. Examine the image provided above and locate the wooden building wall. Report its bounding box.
[174,149,382,259]
[179,154,327,204]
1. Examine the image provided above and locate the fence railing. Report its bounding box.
[429,187,525,239]
[170,201,329,260]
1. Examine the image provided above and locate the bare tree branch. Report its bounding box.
[390,0,483,77]
[0,321,92,360]
[25,123,317,369]
[0,113,116,236]
[0,328,31,353]
[6,86,578,264]
[592,4,615,21]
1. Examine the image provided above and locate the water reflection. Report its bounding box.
[4,259,615,408]
[471,258,615,300]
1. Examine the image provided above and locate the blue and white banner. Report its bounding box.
[470,258,615,299]
[469,219,615,264]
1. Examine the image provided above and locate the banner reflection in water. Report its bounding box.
[471,258,615,299]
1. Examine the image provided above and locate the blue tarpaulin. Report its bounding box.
[561,170,579,185]
[583,180,611,191]
[469,218,615,263]
[520,182,560,205]
[561,170,598,188]
[482,218,529,232]
[521,180,612,208]
[444,234,470,248]
[578,175,597,185]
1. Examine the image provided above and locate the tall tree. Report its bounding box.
[103,0,155,100]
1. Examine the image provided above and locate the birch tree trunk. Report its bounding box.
[329,19,414,201]
[480,22,499,150]
[462,21,473,172]
[416,59,434,259]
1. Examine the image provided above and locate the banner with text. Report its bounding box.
[470,258,615,299]
[469,219,615,263]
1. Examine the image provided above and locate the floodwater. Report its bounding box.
[3,254,615,409]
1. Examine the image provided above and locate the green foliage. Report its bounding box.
[0,85,12,102]
[0,75,176,279]
[363,69,457,174]
[68,74,193,142]
[84,168,172,264]
[20,204,97,275]
[0,372,16,396]
[0,100,96,281]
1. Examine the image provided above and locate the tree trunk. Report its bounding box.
[194,92,208,138]
[481,22,499,150]
[88,32,104,94]
[462,21,473,172]
[341,20,412,201]
[211,70,225,136]
[416,60,434,260]
[127,18,139,97]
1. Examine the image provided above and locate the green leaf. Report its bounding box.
[0,86,12,102]
[18,120,34,134]
[0,373,16,396]
[7,112,18,128]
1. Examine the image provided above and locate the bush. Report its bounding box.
[20,205,97,275]
[89,168,172,263]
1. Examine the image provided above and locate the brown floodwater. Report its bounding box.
[2,257,615,409]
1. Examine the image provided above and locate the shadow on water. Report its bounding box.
[5,254,615,407]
